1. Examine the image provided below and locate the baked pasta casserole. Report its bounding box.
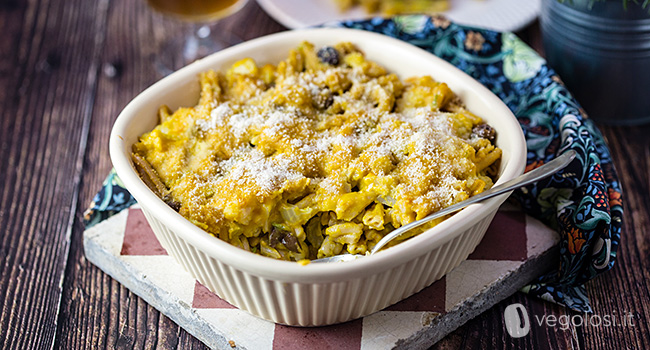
[132,41,502,262]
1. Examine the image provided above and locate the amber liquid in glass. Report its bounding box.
[147,0,242,21]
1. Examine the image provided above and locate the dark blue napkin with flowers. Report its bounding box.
[85,16,624,313]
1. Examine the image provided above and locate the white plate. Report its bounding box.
[256,0,540,32]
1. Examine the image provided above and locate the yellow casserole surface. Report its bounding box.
[132,41,501,262]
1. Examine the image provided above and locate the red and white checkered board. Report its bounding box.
[83,203,558,349]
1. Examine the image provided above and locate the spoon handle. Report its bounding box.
[369,149,577,255]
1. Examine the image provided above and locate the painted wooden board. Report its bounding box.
[83,203,559,349]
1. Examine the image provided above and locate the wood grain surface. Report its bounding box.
[0,0,648,349]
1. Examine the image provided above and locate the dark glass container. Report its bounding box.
[541,0,650,125]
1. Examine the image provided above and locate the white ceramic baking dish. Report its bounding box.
[110,28,526,327]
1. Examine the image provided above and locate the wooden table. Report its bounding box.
[1,1,648,348]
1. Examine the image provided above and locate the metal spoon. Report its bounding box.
[311,150,577,263]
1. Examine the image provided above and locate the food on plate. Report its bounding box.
[131,41,502,262]
[335,0,449,15]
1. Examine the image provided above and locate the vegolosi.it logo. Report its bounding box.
[504,303,530,338]
[503,303,636,338]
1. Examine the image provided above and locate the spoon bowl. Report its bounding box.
[312,149,577,263]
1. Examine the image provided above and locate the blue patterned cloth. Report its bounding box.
[85,16,623,313]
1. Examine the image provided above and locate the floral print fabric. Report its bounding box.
[85,16,623,313]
